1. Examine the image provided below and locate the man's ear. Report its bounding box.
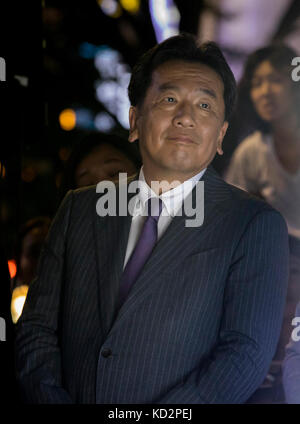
[216,120,228,156]
[128,106,140,143]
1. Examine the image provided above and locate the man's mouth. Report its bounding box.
[168,136,195,144]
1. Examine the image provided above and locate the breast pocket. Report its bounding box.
[158,247,227,332]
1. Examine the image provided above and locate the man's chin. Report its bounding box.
[159,161,200,178]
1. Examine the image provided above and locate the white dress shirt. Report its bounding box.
[123,167,206,269]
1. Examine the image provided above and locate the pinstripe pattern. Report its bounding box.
[15,166,289,403]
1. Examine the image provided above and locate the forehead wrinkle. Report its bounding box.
[157,82,217,100]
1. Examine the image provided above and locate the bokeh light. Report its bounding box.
[120,0,140,14]
[11,285,29,324]
[149,0,180,43]
[7,259,17,279]
[97,0,122,18]
[59,108,76,131]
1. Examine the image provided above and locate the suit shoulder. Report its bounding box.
[61,185,99,219]
[225,179,265,203]
[219,180,288,249]
[73,184,98,201]
[207,166,271,212]
[222,178,285,223]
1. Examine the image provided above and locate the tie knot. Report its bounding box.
[146,197,163,222]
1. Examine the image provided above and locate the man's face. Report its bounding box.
[128,60,228,183]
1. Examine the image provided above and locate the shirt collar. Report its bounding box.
[132,166,206,218]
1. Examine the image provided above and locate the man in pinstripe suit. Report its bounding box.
[15,34,289,404]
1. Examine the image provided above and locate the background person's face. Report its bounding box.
[19,227,49,285]
[75,143,137,187]
[250,60,294,123]
[128,60,228,184]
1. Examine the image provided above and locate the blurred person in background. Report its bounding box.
[225,44,300,403]
[57,131,141,204]
[12,132,140,324]
[11,217,51,324]
[13,216,51,289]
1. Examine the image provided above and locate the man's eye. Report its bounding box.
[200,103,209,109]
[165,97,176,103]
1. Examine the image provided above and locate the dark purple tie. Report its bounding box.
[118,197,163,307]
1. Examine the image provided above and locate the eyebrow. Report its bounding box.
[158,83,217,99]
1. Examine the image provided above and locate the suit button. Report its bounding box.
[101,348,112,358]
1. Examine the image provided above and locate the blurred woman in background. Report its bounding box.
[225,44,300,403]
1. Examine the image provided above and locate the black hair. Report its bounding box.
[236,43,300,135]
[128,33,237,122]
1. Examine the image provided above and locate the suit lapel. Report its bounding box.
[94,178,137,338]
[108,166,234,336]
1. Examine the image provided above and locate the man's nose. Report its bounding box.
[172,103,195,128]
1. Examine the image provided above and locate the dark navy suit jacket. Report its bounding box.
[15,166,289,403]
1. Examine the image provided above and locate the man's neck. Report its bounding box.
[142,167,205,195]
